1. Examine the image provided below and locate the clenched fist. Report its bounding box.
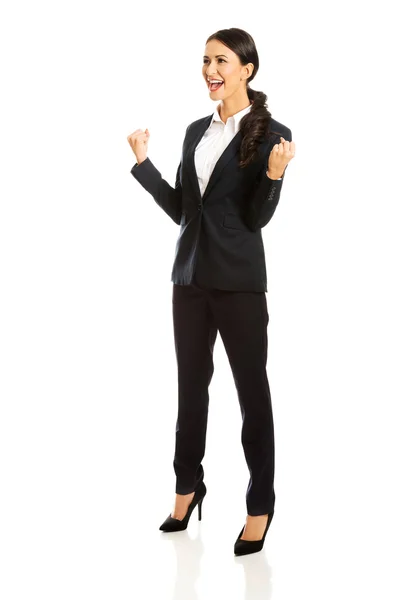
[127,128,150,164]
[267,136,296,179]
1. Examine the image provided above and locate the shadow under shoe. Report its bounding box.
[234,510,274,556]
[159,481,207,532]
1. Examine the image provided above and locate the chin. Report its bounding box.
[209,88,225,97]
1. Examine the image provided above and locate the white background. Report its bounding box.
[1,1,400,598]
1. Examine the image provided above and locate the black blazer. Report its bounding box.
[131,115,292,292]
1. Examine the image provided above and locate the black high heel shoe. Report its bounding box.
[159,481,207,532]
[234,510,274,556]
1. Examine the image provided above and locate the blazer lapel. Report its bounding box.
[185,115,243,204]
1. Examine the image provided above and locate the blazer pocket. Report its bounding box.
[223,213,248,231]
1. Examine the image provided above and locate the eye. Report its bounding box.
[203,58,226,64]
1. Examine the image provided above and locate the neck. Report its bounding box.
[218,89,252,123]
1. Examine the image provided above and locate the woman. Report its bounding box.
[127,27,295,556]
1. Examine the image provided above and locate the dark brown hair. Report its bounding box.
[206,27,279,168]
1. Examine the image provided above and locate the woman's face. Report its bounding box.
[202,40,252,100]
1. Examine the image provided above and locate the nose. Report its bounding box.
[205,63,218,77]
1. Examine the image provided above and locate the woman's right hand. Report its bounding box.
[127,128,150,164]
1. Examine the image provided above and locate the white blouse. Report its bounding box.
[194,101,281,197]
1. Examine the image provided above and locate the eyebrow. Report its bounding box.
[203,54,228,59]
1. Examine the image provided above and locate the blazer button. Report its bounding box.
[197,203,202,211]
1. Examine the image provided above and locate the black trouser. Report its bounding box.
[172,276,275,517]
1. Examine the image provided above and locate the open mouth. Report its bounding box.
[208,80,224,92]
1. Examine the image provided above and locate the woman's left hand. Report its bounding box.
[267,136,296,179]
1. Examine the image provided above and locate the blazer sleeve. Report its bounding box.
[130,125,190,226]
[244,127,292,231]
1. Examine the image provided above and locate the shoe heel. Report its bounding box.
[198,498,203,521]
